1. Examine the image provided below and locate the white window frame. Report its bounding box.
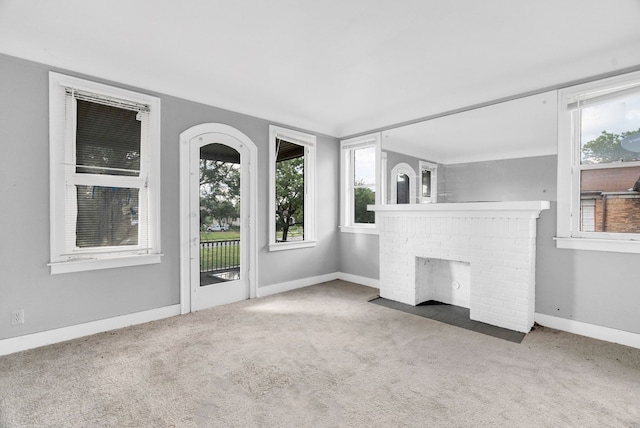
[340,133,382,234]
[48,72,162,273]
[390,162,417,204]
[556,70,640,254]
[419,160,438,204]
[380,151,387,204]
[268,125,316,251]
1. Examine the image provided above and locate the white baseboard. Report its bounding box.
[257,272,340,297]
[336,272,380,289]
[535,313,640,349]
[5,288,636,357]
[0,304,181,357]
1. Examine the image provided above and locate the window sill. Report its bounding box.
[268,240,317,252]
[554,237,640,254]
[49,254,163,274]
[339,225,379,235]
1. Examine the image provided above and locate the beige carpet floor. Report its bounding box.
[1,280,639,427]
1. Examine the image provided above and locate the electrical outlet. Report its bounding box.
[11,309,24,325]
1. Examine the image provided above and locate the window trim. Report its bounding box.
[380,151,387,205]
[340,133,382,234]
[419,160,438,204]
[48,72,162,273]
[557,70,640,253]
[268,125,317,251]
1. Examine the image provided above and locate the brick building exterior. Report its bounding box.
[580,166,640,233]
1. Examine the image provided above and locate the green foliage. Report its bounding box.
[199,160,240,227]
[354,186,375,224]
[582,128,640,164]
[275,156,304,241]
[200,230,240,242]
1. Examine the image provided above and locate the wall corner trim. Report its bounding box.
[257,272,380,298]
[257,273,341,297]
[535,313,640,350]
[0,305,181,357]
[336,273,380,289]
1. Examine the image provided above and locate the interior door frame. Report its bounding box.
[179,123,258,314]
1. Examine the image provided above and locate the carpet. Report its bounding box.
[1,280,639,427]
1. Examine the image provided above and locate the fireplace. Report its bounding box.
[370,201,550,333]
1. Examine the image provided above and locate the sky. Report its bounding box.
[354,146,376,186]
[581,92,640,146]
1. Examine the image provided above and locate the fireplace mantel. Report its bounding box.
[368,200,550,218]
[369,200,550,333]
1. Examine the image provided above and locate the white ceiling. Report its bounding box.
[1,0,640,162]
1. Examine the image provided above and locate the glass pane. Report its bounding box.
[580,166,640,233]
[580,91,640,165]
[199,144,241,286]
[76,186,138,248]
[397,173,409,204]
[353,186,375,223]
[422,169,431,197]
[275,139,305,242]
[76,99,141,175]
[354,146,376,186]
[353,146,375,224]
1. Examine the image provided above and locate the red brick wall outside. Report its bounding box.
[582,165,640,233]
[594,199,604,232]
[603,196,640,233]
[581,166,640,192]
[591,196,640,233]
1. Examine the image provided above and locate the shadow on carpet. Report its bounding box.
[369,297,525,343]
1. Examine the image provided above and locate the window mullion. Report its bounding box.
[349,149,356,225]
[70,173,144,189]
[570,110,582,236]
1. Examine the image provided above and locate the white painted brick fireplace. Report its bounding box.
[370,201,550,333]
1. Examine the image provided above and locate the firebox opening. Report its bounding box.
[415,257,470,308]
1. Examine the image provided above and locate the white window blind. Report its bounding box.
[49,72,161,271]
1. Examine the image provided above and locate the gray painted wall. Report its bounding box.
[535,205,640,333]
[441,155,556,203]
[338,233,379,280]
[0,54,341,341]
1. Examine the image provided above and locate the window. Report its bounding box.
[389,162,417,204]
[419,160,438,203]
[340,133,382,233]
[397,174,410,203]
[557,70,640,253]
[268,126,316,251]
[49,72,161,273]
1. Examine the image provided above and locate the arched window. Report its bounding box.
[390,163,417,204]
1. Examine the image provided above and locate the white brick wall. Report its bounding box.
[375,202,548,333]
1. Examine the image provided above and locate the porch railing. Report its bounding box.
[200,239,240,273]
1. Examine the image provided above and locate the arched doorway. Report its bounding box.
[179,124,257,313]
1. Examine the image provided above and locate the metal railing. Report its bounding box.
[200,239,240,273]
